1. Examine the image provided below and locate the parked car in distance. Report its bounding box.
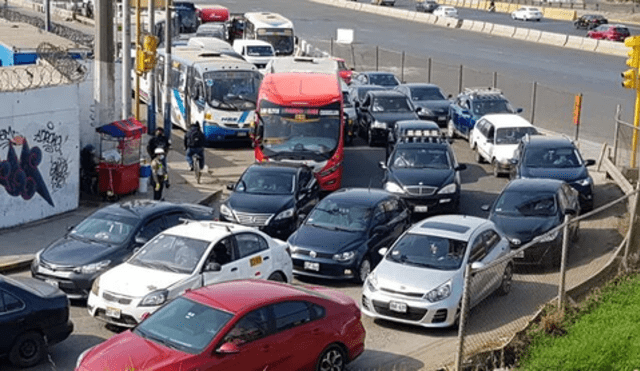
[485,179,580,268]
[77,280,365,371]
[362,215,513,328]
[433,6,458,18]
[87,220,293,327]
[288,188,411,283]
[371,0,396,5]
[220,163,320,239]
[395,83,452,128]
[469,113,538,177]
[448,87,522,140]
[510,135,596,211]
[335,57,353,84]
[0,275,73,368]
[574,14,607,30]
[195,22,228,40]
[511,6,542,21]
[587,24,630,42]
[416,0,439,13]
[31,200,214,300]
[358,90,420,146]
[232,39,275,70]
[351,71,401,88]
[196,5,229,24]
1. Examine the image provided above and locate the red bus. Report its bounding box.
[253,72,344,191]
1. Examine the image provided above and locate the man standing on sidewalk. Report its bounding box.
[150,148,168,200]
[147,127,171,187]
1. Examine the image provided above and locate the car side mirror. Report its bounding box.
[217,342,240,354]
[205,262,222,272]
[585,159,596,167]
[470,261,485,270]
[516,108,524,113]
[66,225,75,232]
[226,183,235,191]
[481,204,490,211]
[354,101,360,108]
[447,94,453,99]
[135,236,149,246]
[415,107,422,113]
[379,161,387,170]
[378,247,388,256]
[510,158,519,165]
[455,164,467,171]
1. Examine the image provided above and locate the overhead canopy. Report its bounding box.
[96,118,147,138]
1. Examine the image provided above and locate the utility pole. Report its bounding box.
[122,0,131,119]
[44,0,51,31]
[622,36,640,168]
[147,0,156,133]
[134,0,142,120]
[94,0,115,126]
[163,0,172,137]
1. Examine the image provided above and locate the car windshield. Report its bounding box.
[386,233,467,270]
[495,127,538,145]
[524,147,582,168]
[369,74,399,87]
[257,32,294,56]
[246,45,274,56]
[410,87,445,101]
[134,297,233,354]
[306,200,372,232]
[237,170,295,195]
[372,97,412,113]
[70,213,137,244]
[493,190,558,217]
[204,70,262,111]
[129,234,210,274]
[196,26,225,39]
[471,99,513,116]
[391,147,450,169]
[614,27,630,35]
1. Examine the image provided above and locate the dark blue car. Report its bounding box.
[288,188,411,283]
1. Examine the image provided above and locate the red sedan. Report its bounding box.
[75,280,365,371]
[587,24,630,42]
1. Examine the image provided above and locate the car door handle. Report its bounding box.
[231,267,238,272]
[311,327,322,335]
[263,256,270,261]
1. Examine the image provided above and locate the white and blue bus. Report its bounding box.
[155,45,263,142]
[243,12,295,56]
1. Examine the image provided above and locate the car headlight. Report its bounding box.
[74,260,111,274]
[384,182,405,194]
[288,244,300,255]
[419,108,433,116]
[219,204,235,220]
[538,229,560,243]
[274,208,294,221]
[333,251,356,262]
[366,273,378,292]
[139,289,169,307]
[90,276,100,296]
[371,120,387,129]
[75,346,93,369]
[425,280,451,303]
[319,163,340,177]
[575,177,592,187]
[437,183,457,194]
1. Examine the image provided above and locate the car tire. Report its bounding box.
[316,344,346,371]
[9,331,46,368]
[447,119,457,139]
[496,263,513,296]
[356,257,371,284]
[474,147,484,163]
[267,271,286,282]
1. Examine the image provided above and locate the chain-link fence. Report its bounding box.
[611,105,640,169]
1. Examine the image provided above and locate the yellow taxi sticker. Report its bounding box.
[250,256,263,267]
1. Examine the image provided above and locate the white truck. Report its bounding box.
[232,39,275,70]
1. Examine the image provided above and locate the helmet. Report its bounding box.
[154,148,165,155]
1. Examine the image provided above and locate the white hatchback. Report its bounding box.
[511,7,542,21]
[87,220,293,327]
[434,6,458,18]
[469,114,538,177]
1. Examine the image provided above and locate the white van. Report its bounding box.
[232,39,275,70]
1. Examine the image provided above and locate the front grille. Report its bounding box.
[40,261,75,272]
[405,186,437,196]
[255,63,267,69]
[380,287,425,299]
[295,249,334,259]
[102,292,133,305]
[372,300,428,321]
[235,212,272,226]
[95,309,138,326]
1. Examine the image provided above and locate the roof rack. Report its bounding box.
[463,87,504,96]
[397,136,446,144]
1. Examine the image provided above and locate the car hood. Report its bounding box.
[493,144,519,162]
[371,111,420,124]
[491,214,557,244]
[41,236,123,267]
[100,263,190,297]
[289,225,365,254]
[374,260,461,293]
[414,100,450,114]
[80,331,188,371]
[388,168,453,188]
[227,193,294,214]
[521,166,588,182]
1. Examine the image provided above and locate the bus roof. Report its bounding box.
[167,46,258,73]
[259,72,341,106]
[243,12,294,29]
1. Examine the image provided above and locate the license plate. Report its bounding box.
[250,256,263,267]
[414,206,428,213]
[44,279,58,287]
[106,307,121,319]
[514,250,525,258]
[389,301,407,313]
[438,116,446,121]
[237,132,248,137]
[304,262,320,271]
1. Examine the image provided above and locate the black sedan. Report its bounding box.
[416,0,439,12]
[288,188,411,283]
[394,83,452,128]
[574,14,607,30]
[31,200,214,299]
[358,90,421,146]
[380,137,466,216]
[219,163,320,239]
[349,84,386,128]
[485,178,580,268]
[0,275,73,368]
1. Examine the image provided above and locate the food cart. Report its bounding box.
[95,118,147,199]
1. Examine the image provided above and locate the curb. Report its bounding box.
[0,255,34,274]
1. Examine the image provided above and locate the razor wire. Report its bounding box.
[37,41,87,82]
[0,63,70,91]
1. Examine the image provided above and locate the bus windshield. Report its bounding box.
[259,101,341,161]
[257,29,294,56]
[203,70,262,111]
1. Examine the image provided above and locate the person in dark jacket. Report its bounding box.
[150,148,168,200]
[185,123,206,171]
[147,127,170,187]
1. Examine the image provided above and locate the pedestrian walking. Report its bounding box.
[150,148,168,200]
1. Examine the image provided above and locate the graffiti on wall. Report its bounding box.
[33,122,66,155]
[49,156,70,191]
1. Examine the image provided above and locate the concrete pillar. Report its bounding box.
[94,0,116,125]
[123,0,131,119]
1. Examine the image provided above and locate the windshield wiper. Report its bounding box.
[145,332,182,351]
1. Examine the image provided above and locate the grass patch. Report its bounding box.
[517,272,640,371]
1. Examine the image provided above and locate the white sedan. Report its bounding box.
[87,220,293,327]
[434,6,458,18]
[511,7,543,21]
